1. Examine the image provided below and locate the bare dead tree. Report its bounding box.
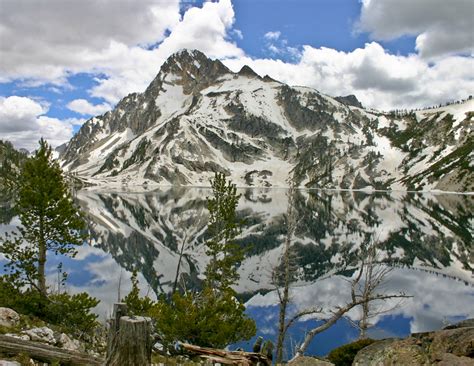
[290,242,411,361]
[173,233,188,293]
[349,243,407,339]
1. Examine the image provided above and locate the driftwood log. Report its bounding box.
[0,334,103,365]
[105,303,152,366]
[181,342,271,366]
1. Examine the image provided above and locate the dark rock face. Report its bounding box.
[278,85,338,132]
[150,49,231,96]
[353,323,474,365]
[335,94,363,108]
[238,65,261,79]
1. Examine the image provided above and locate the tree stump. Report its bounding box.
[106,303,127,359]
[106,303,152,366]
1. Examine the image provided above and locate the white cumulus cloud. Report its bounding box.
[0,96,79,150]
[264,31,281,41]
[223,42,474,110]
[67,99,112,116]
[358,0,474,58]
[0,0,181,84]
[90,0,243,104]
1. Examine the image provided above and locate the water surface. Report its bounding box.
[1,188,473,358]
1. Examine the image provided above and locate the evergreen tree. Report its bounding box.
[1,138,86,296]
[204,172,244,291]
[0,140,28,202]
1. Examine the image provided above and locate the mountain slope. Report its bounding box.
[60,50,474,192]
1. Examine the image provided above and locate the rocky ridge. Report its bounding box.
[59,49,474,192]
[352,320,474,365]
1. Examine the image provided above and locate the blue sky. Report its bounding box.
[0,0,472,150]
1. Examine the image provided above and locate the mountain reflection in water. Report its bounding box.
[2,188,472,357]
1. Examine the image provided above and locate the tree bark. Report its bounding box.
[38,237,47,296]
[181,342,271,366]
[0,334,102,365]
[106,303,128,358]
[106,303,152,366]
[106,316,152,366]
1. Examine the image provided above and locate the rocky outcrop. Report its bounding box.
[287,356,334,365]
[335,94,363,108]
[353,320,474,365]
[0,308,20,329]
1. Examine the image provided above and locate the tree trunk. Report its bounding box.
[181,342,271,366]
[106,303,128,358]
[173,234,187,293]
[38,237,47,296]
[106,316,152,366]
[106,303,152,366]
[0,334,102,365]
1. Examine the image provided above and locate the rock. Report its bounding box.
[0,308,20,328]
[436,353,474,366]
[22,326,55,344]
[0,360,22,366]
[58,333,83,352]
[335,94,364,108]
[352,339,428,365]
[443,318,474,330]
[288,356,334,365]
[353,326,474,365]
[426,327,474,360]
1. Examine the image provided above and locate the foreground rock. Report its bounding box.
[288,356,334,365]
[0,308,20,329]
[353,321,474,365]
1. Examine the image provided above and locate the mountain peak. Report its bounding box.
[238,65,261,79]
[335,94,363,108]
[148,49,231,95]
[168,48,207,62]
[161,49,229,75]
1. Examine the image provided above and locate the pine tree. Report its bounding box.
[1,138,86,296]
[204,172,243,291]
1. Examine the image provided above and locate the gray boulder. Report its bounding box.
[353,326,474,365]
[58,333,83,352]
[0,308,20,328]
[288,356,335,365]
[22,326,55,344]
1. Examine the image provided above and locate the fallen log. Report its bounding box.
[0,334,103,365]
[181,342,271,366]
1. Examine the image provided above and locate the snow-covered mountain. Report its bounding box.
[60,49,474,192]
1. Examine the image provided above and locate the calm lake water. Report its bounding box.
[1,187,473,359]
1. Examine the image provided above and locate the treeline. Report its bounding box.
[387,95,473,117]
[0,140,28,198]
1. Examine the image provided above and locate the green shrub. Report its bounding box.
[122,270,155,316]
[151,287,256,350]
[327,338,376,366]
[0,276,99,338]
[47,292,100,337]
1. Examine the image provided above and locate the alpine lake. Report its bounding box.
[1,187,473,358]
